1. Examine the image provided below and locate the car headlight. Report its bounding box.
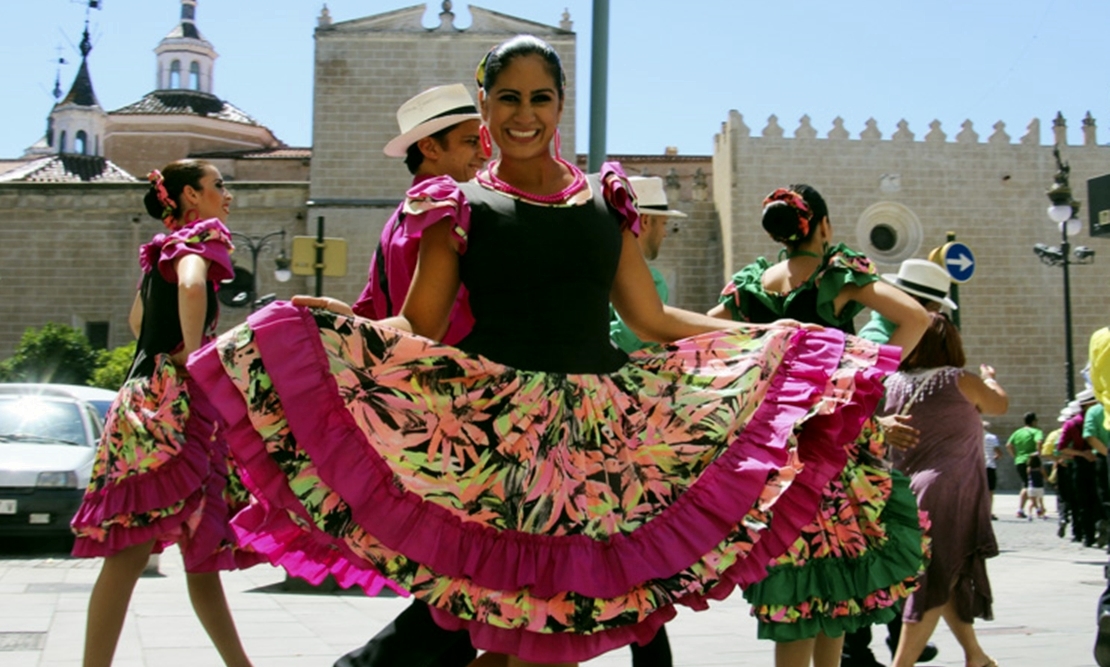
[36,471,78,488]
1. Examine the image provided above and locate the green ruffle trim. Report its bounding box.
[744,469,928,642]
[720,243,876,327]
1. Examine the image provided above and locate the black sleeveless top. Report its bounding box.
[128,270,219,381]
[455,175,628,374]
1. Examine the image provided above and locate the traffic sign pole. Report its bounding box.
[946,232,960,329]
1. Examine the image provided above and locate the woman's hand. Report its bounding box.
[877,414,920,450]
[292,295,354,317]
[979,364,996,380]
[170,350,191,379]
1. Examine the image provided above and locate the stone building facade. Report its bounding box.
[305,2,577,303]
[714,110,1110,486]
[4,2,1110,494]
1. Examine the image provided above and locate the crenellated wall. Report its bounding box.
[715,110,1110,487]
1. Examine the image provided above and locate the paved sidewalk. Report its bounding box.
[0,493,1102,666]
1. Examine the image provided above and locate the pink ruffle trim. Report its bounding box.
[599,161,641,235]
[189,302,895,660]
[71,374,258,572]
[139,218,235,284]
[402,177,473,253]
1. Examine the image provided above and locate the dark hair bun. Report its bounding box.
[143,188,166,221]
[762,201,806,242]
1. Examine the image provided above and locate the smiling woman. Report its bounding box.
[185,33,901,667]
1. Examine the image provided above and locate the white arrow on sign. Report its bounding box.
[947,253,973,273]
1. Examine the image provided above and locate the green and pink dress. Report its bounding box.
[721,245,930,641]
[187,165,898,661]
[71,219,259,572]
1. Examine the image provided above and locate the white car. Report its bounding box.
[0,384,117,540]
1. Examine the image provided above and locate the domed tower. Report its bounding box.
[155,0,217,93]
[106,0,282,177]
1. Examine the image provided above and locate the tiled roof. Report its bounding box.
[111,90,262,127]
[191,147,312,160]
[0,155,138,183]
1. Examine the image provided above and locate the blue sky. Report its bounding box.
[2,0,1108,158]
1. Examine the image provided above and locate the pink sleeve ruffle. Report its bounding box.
[600,161,641,236]
[400,176,472,254]
[140,219,235,284]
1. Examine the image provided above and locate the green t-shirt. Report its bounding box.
[1083,404,1109,447]
[610,266,669,354]
[858,311,896,345]
[1007,426,1044,465]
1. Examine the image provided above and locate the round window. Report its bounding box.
[855,202,923,264]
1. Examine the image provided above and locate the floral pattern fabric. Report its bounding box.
[71,219,256,573]
[187,302,899,661]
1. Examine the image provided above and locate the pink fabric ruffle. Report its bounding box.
[139,218,235,284]
[71,363,258,572]
[189,302,896,660]
[401,177,473,254]
[599,161,641,235]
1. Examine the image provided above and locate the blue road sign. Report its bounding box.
[942,242,975,283]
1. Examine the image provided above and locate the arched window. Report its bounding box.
[189,62,201,90]
[46,118,54,148]
[169,60,181,89]
[75,130,88,155]
[59,130,67,153]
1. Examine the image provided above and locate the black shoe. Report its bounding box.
[1097,610,1110,667]
[1059,522,1068,538]
[841,649,886,667]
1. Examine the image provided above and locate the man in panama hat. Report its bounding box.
[351,83,487,345]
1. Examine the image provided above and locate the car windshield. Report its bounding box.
[0,397,87,446]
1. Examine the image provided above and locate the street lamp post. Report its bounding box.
[1034,146,1096,401]
[229,229,292,311]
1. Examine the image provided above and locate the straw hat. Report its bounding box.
[382,84,480,158]
[880,259,957,310]
[630,176,687,218]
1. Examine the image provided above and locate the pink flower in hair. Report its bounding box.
[148,169,178,228]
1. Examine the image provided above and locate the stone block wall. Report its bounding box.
[0,181,309,359]
[715,111,1110,486]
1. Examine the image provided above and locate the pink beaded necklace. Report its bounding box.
[479,154,587,205]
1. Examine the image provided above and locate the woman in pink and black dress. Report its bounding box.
[71,160,256,667]
[883,313,1008,667]
[186,36,898,667]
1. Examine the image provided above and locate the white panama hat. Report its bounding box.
[629,176,687,218]
[382,84,481,158]
[880,259,958,310]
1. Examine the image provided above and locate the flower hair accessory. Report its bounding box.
[475,49,491,88]
[148,170,177,226]
[762,188,812,242]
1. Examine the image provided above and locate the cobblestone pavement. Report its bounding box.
[0,493,1103,666]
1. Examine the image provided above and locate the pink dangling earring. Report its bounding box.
[479,125,493,160]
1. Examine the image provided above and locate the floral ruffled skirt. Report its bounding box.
[743,419,931,641]
[187,302,898,662]
[71,354,258,572]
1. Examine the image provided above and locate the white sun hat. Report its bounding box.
[880,259,957,310]
[629,176,687,218]
[382,84,481,158]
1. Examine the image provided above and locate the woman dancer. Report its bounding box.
[708,185,931,667]
[187,36,896,666]
[71,160,256,667]
[884,313,1007,667]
